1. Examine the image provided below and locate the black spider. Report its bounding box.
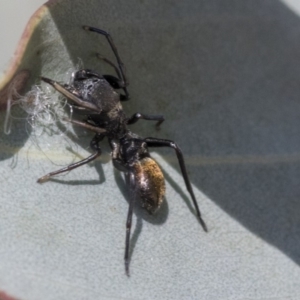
[38,26,207,276]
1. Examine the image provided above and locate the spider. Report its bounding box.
[38,26,207,276]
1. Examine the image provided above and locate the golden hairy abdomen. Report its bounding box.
[134,157,166,214]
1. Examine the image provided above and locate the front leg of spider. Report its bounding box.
[83,25,130,100]
[41,77,102,113]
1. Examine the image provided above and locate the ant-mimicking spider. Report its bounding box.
[38,26,207,276]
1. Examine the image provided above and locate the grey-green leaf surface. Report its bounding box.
[1,1,300,299]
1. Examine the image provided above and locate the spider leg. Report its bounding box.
[83,26,129,100]
[95,56,128,100]
[124,172,136,277]
[96,54,122,81]
[145,137,207,232]
[37,134,104,183]
[102,75,129,101]
[41,77,102,112]
[62,117,106,134]
[109,138,135,276]
[127,113,165,129]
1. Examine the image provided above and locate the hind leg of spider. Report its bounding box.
[127,113,165,129]
[124,172,136,277]
[145,137,207,232]
[37,134,104,183]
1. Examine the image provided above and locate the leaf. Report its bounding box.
[1,1,300,300]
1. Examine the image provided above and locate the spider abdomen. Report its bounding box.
[134,157,166,214]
